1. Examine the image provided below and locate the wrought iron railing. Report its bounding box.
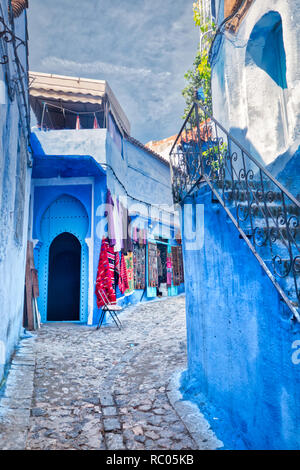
[169,101,300,320]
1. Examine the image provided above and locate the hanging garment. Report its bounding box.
[121,204,133,255]
[157,251,163,278]
[166,254,173,287]
[127,214,133,253]
[106,189,116,247]
[114,251,120,288]
[93,115,99,129]
[119,253,129,294]
[95,238,116,307]
[107,244,117,291]
[171,246,181,286]
[113,195,122,252]
[124,252,134,295]
[76,115,81,130]
[139,228,145,247]
[133,243,146,290]
[120,201,127,254]
[178,245,184,284]
[148,242,158,287]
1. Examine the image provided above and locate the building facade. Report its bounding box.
[29,72,184,326]
[210,0,300,192]
[171,0,300,449]
[0,0,31,382]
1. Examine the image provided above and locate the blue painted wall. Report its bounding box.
[30,125,183,327]
[180,186,300,450]
[0,10,31,382]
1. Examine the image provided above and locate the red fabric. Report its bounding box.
[76,115,81,130]
[119,253,129,294]
[115,251,120,286]
[95,238,116,307]
[93,116,99,129]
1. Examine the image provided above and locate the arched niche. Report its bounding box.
[245,11,288,165]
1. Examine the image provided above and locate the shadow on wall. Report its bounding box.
[229,126,265,167]
[229,127,299,197]
[246,11,287,89]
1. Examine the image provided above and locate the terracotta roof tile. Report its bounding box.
[127,136,170,166]
[11,0,28,18]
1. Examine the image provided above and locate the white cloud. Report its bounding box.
[28,0,198,142]
[41,56,171,82]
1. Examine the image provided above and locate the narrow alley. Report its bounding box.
[0,296,218,451]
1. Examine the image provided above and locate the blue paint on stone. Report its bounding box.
[30,126,183,327]
[180,186,300,450]
[0,14,31,383]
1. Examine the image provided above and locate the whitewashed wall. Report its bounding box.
[211,0,300,170]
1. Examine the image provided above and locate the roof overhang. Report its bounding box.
[32,154,106,179]
[29,71,131,135]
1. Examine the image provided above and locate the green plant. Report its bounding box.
[182,2,216,121]
[202,142,227,176]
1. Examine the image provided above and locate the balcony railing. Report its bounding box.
[169,101,300,320]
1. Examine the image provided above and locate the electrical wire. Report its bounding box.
[101,163,176,218]
[209,0,248,66]
[40,100,103,116]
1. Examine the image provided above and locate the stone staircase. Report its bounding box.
[218,181,300,309]
[170,101,300,318]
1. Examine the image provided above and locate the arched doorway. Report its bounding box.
[47,232,81,321]
[36,194,90,323]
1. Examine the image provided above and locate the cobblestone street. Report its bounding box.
[0,295,221,450]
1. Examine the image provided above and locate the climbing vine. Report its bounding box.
[182,2,216,120]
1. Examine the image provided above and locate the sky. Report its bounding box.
[28,0,199,144]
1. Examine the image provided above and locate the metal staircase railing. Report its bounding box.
[169,101,300,321]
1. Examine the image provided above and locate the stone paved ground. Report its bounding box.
[1,295,219,450]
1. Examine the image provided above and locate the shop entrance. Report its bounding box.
[47,232,81,321]
[157,243,168,297]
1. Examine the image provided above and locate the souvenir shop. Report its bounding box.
[95,190,184,310]
[29,72,184,326]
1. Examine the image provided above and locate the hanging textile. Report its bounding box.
[24,241,40,331]
[166,253,173,287]
[121,205,133,255]
[157,245,167,284]
[114,251,120,288]
[95,238,116,307]
[148,242,158,287]
[124,252,134,295]
[76,115,81,130]
[178,245,184,284]
[113,195,122,252]
[120,201,126,254]
[119,253,129,294]
[106,242,117,291]
[93,115,99,129]
[105,189,116,247]
[127,214,133,253]
[133,243,146,290]
[157,251,163,278]
[175,229,182,245]
[171,246,181,286]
